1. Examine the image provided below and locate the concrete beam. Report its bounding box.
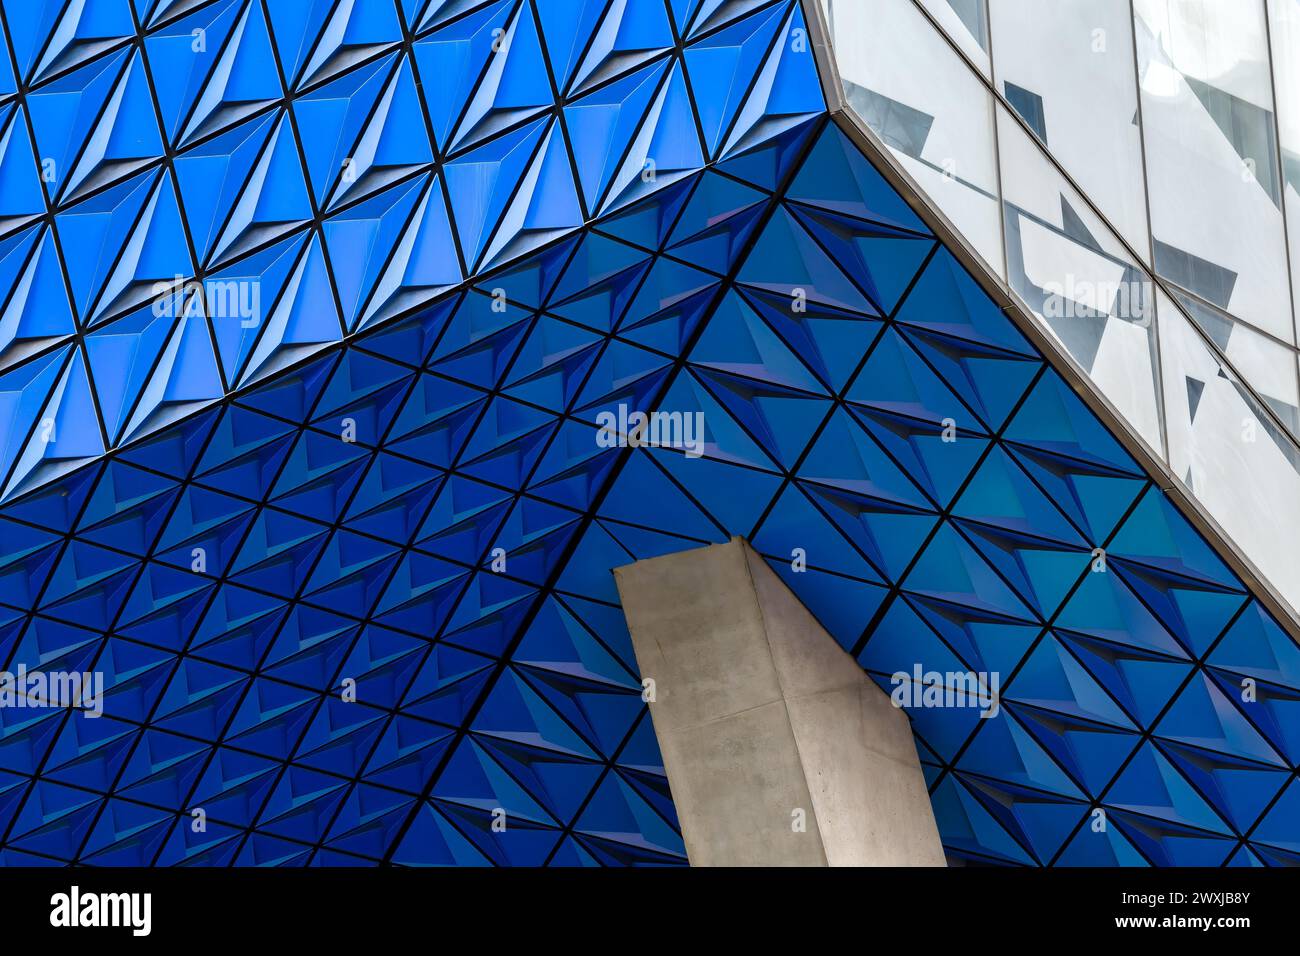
[614,537,945,867]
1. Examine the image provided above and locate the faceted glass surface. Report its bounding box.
[0,0,1291,870]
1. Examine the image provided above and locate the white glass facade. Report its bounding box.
[819,0,1300,615]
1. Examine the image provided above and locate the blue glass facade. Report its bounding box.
[0,0,1292,866]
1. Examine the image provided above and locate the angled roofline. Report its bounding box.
[799,0,1300,638]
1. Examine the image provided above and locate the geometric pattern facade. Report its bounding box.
[0,0,1292,867]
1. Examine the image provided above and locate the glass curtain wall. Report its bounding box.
[820,0,1300,614]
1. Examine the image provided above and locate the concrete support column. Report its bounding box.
[614,537,945,867]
